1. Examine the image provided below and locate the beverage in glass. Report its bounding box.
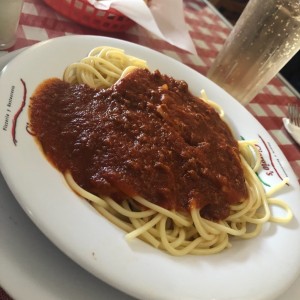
[207,0,300,105]
[0,0,24,50]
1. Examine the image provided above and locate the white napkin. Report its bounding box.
[283,117,300,145]
[88,0,197,54]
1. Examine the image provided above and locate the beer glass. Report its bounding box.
[0,0,24,50]
[207,0,300,105]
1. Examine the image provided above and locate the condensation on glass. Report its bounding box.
[207,0,300,105]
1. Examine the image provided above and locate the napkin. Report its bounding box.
[283,117,300,146]
[88,0,197,54]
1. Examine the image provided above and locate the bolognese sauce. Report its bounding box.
[29,69,248,221]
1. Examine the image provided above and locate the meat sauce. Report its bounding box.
[29,69,248,220]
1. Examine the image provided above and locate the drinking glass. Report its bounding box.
[0,0,24,50]
[207,0,300,105]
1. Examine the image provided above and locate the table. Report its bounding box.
[1,0,299,299]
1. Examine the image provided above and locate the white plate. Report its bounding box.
[0,35,300,300]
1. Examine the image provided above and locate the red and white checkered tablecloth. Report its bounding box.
[1,0,299,299]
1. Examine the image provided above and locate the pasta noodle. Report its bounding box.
[65,136,292,256]
[43,47,293,256]
[63,46,148,89]
[61,85,291,256]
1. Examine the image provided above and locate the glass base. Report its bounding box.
[0,38,16,50]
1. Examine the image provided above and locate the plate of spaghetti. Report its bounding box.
[0,35,300,300]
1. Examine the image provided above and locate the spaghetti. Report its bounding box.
[64,136,292,256]
[29,48,293,256]
[63,46,148,88]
